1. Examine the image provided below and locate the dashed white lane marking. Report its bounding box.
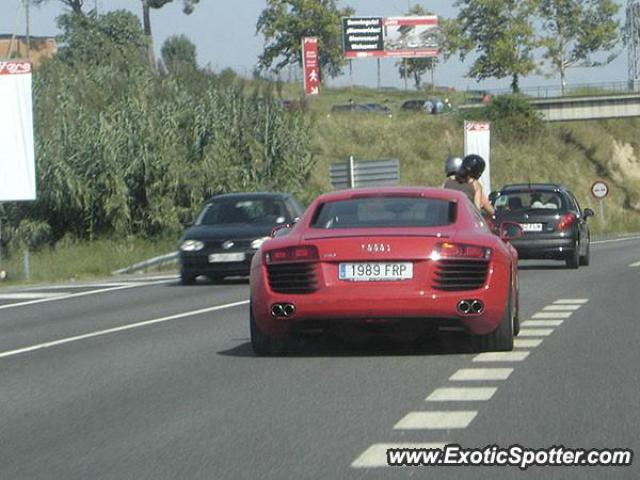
[532,311,572,319]
[553,299,589,304]
[450,368,513,381]
[351,443,446,468]
[394,411,477,430]
[473,351,530,362]
[543,305,580,311]
[522,320,564,327]
[426,387,497,402]
[630,261,640,268]
[0,292,63,300]
[0,300,250,359]
[514,338,543,348]
[517,328,554,337]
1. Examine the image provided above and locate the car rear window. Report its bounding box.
[310,197,455,229]
[494,192,567,212]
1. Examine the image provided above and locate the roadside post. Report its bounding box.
[591,180,609,226]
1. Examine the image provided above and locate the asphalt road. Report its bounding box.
[1,237,639,479]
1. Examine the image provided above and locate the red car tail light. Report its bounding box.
[265,245,319,264]
[557,213,576,230]
[430,242,492,261]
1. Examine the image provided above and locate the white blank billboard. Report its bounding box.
[0,60,36,202]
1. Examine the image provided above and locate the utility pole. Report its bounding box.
[24,0,31,59]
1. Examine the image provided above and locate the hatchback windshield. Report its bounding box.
[494,192,566,212]
[310,197,455,229]
[196,198,287,226]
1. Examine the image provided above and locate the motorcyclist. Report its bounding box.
[442,155,463,185]
[460,154,495,216]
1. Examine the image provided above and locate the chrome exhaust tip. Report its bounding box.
[271,304,284,317]
[283,303,296,317]
[471,300,484,314]
[458,300,471,314]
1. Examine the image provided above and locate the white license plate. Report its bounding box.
[338,262,413,281]
[521,223,542,232]
[209,253,245,263]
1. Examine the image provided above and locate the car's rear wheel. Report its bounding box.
[207,274,225,283]
[473,290,514,352]
[565,243,580,269]
[250,301,287,356]
[579,240,590,266]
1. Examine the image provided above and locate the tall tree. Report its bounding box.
[142,0,200,69]
[32,0,85,15]
[396,5,439,90]
[161,34,198,73]
[452,0,539,92]
[537,0,620,94]
[256,0,354,79]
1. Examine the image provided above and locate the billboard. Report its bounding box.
[343,16,439,58]
[302,37,320,96]
[464,121,491,194]
[0,60,36,202]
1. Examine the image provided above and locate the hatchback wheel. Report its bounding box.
[565,243,580,269]
[579,240,590,266]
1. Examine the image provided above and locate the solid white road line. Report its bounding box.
[553,299,589,304]
[25,283,134,290]
[630,261,640,268]
[522,320,564,327]
[426,387,497,402]
[592,236,640,245]
[450,368,513,381]
[0,300,250,359]
[532,312,573,319]
[0,292,63,300]
[517,328,554,337]
[473,351,530,362]
[543,305,581,311]
[351,443,446,468]
[394,411,477,430]
[0,280,172,312]
[514,339,543,348]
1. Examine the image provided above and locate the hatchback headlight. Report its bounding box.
[251,237,270,249]
[180,240,204,252]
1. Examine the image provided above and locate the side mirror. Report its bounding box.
[500,222,523,242]
[270,224,291,238]
[488,191,498,204]
[583,208,594,219]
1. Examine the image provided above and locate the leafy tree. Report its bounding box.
[32,0,86,15]
[55,10,147,67]
[396,5,439,89]
[537,0,620,94]
[161,34,198,73]
[256,0,354,79]
[452,0,539,92]
[142,0,200,69]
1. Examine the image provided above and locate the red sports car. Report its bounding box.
[249,187,522,355]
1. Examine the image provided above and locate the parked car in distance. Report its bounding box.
[400,99,427,111]
[492,183,593,268]
[178,192,305,285]
[330,103,391,116]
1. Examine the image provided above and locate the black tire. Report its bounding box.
[565,243,580,269]
[579,239,590,266]
[473,291,514,352]
[180,272,197,285]
[207,274,225,283]
[250,302,287,356]
[513,285,520,337]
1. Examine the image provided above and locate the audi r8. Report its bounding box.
[249,187,522,355]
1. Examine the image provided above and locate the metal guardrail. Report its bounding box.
[330,157,400,189]
[111,251,178,275]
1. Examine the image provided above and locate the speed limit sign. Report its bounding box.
[591,180,609,200]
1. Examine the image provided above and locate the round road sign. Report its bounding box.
[591,180,609,199]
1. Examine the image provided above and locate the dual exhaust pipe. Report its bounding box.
[457,299,484,315]
[271,303,296,318]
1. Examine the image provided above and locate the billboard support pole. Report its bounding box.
[403,58,408,90]
[349,60,353,88]
[376,58,381,89]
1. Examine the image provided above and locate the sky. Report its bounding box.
[0,0,631,94]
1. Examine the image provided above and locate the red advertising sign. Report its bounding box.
[0,61,32,75]
[302,37,320,96]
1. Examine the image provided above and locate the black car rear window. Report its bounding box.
[196,198,287,226]
[494,192,567,212]
[310,197,455,229]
